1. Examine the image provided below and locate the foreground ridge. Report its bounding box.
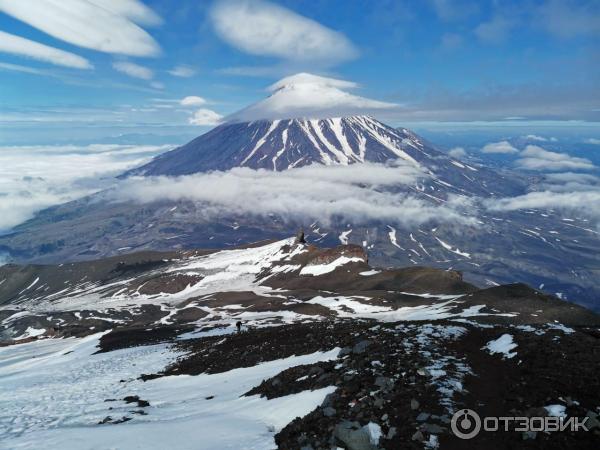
[1,237,599,449]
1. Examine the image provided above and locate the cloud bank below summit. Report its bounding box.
[0,143,169,231]
[111,162,475,227]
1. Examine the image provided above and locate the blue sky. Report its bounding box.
[0,0,599,144]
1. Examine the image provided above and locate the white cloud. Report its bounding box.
[0,144,170,231]
[481,141,519,154]
[486,190,600,224]
[218,65,287,78]
[168,65,196,77]
[440,32,464,50]
[210,0,358,64]
[536,0,600,38]
[544,172,600,185]
[539,172,600,192]
[0,31,92,69]
[516,145,595,171]
[585,138,600,145]
[0,62,55,76]
[112,163,474,227]
[227,72,398,122]
[188,109,224,126]
[428,0,478,21]
[523,134,555,142]
[180,96,207,106]
[150,81,164,90]
[0,0,160,57]
[474,16,515,43]
[485,168,600,225]
[112,61,153,80]
[448,147,467,158]
[87,0,162,26]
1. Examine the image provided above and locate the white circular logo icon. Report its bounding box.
[451,409,481,439]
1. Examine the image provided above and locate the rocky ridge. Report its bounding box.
[1,237,599,449]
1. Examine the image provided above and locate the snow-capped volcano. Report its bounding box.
[125,73,429,175]
[126,116,429,175]
[125,72,520,200]
[123,110,517,198]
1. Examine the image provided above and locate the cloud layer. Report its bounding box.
[486,190,600,223]
[188,109,224,126]
[0,31,92,69]
[112,61,153,80]
[227,73,397,122]
[486,169,600,227]
[210,0,358,64]
[481,141,519,154]
[112,162,473,227]
[168,65,196,78]
[0,0,160,57]
[0,143,170,231]
[448,147,466,158]
[180,96,207,106]
[516,145,595,171]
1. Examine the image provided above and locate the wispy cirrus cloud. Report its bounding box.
[0,31,92,69]
[428,0,479,22]
[210,0,359,65]
[0,0,161,57]
[112,61,153,80]
[168,65,196,78]
[382,82,600,122]
[536,0,600,38]
[88,0,162,26]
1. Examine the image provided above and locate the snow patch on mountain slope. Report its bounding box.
[339,229,352,245]
[235,115,420,168]
[0,333,340,449]
[387,226,405,250]
[435,237,471,258]
[484,334,518,359]
[11,239,299,312]
[300,256,365,276]
[241,119,281,165]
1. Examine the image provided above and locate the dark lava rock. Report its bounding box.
[334,421,378,450]
[123,395,150,408]
[353,340,372,354]
[322,407,336,417]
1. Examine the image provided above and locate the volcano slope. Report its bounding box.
[1,237,599,449]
